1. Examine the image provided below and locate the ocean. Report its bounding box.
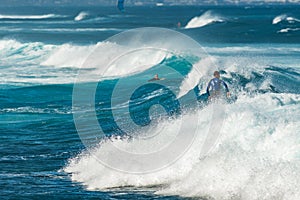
[0,5,300,200]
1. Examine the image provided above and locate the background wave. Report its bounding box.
[273,14,300,24]
[185,10,225,29]
[74,11,89,21]
[0,14,66,20]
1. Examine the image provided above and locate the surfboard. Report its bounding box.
[148,78,165,82]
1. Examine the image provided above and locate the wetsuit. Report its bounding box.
[206,78,229,98]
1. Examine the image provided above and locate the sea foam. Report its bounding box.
[185,11,225,29]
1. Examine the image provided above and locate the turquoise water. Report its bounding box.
[1,5,300,200]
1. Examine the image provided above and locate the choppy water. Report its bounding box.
[1,5,300,200]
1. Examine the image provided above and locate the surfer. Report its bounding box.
[206,71,230,100]
[148,74,161,82]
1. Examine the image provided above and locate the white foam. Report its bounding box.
[158,93,300,199]
[273,14,300,24]
[63,37,300,198]
[185,11,225,29]
[2,39,300,85]
[0,39,170,84]
[102,48,167,78]
[32,28,121,32]
[0,39,54,65]
[287,16,300,23]
[0,27,120,32]
[65,92,300,199]
[0,14,64,20]
[177,56,217,98]
[273,14,287,24]
[278,28,300,33]
[0,39,82,85]
[41,43,99,68]
[74,11,89,21]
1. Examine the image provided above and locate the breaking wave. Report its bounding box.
[61,38,299,200]
[1,37,299,200]
[185,11,225,29]
[0,14,65,20]
[272,14,300,24]
[74,11,89,21]
[278,28,300,33]
[64,67,300,199]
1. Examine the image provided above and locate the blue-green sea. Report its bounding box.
[1,5,300,200]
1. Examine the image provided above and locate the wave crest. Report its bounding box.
[64,91,300,199]
[185,11,225,29]
[272,14,300,24]
[0,14,65,20]
[74,11,89,21]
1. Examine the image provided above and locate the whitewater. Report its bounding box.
[63,32,300,199]
[1,5,300,200]
[2,36,297,199]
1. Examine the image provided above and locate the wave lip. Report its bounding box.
[185,11,225,29]
[0,14,65,20]
[278,28,300,33]
[74,11,89,21]
[272,14,300,24]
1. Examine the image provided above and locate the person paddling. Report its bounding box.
[148,74,161,82]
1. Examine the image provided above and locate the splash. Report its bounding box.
[272,14,300,24]
[74,11,89,21]
[65,91,300,199]
[64,34,300,198]
[185,11,225,29]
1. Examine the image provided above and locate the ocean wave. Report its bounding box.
[42,43,168,79]
[0,106,72,115]
[0,39,80,85]
[178,56,216,98]
[74,11,89,21]
[0,39,54,65]
[0,14,66,20]
[0,39,167,85]
[1,39,300,86]
[64,90,300,199]
[41,42,123,69]
[0,27,121,33]
[272,14,300,24]
[278,28,300,33]
[33,28,121,32]
[74,12,112,22]
[204,45,300,55]
[185,11,225,29]
[63,43,300,198]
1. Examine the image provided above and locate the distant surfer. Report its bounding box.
[148,74,161,82]
[206,71,230,100]
[177,22,181,28]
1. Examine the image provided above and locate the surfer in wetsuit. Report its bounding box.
[206,71,230,100]
[148,74,160,82]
